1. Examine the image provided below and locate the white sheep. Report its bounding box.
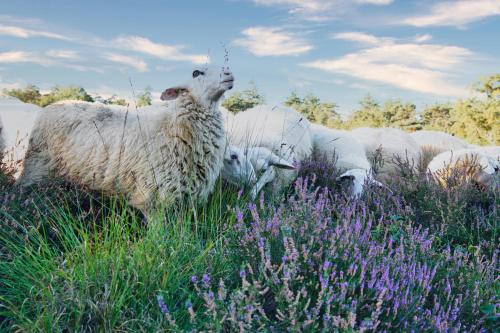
[17,66,234,214]
[221,145,257,187]
[427,148,499,189]
[349,127,421,180]
[0,94,41,176]
[224,104,313,193]
[310,123,382,196]
[410,130,470,153]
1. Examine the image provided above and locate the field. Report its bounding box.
[0,152,498,332]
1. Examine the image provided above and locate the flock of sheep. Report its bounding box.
[1,65,499,218]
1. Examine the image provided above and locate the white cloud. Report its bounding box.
[414,34,432,43]
[102,53,148,72]
[234,26,313,56]
[112,36,208,64]
[46,49,80,60]
[402,0,500,27]
[332,32,392,45]
[0,24,70,40]
[253,0,392,20]
[0,51,103,73]
[0,51,53,66]
[303,39,473,97]
[356,0,393,4]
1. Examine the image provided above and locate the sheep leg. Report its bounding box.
[250,167,276,199]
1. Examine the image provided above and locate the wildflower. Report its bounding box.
[156,294,169,315]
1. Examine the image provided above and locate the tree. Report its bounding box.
[381,100,420,131]
[102,95,127,106]
[345,94,383,128]
[421,104,454,131]
[221,85,264,113]
[137,87,152,107]
[284,92,341,127]
[474,74,500,99]
[38,86,94,107]
[3,85,42,105]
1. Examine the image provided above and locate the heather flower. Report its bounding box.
[202,274,210,288]
[156,294,169,315]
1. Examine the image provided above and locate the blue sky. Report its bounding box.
[0,0,499,115]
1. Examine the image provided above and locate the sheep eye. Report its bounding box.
[192,70,204,78]
[230,154,238,160]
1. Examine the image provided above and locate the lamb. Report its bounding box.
[427,148,499,189]
[0,94,41,176]
[17,66,234,214]
[221,145,257,187]
[349,127,421,180]
[310,123,382,196]
[224,104,313,193]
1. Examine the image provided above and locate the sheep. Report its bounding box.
[349,127,421,180]
[0,94,41,177]
[410,130,471,168]
[410,130,470,153]
[310,123,382,196]
[221,145,257,187]
[17,66,234,215]
[224,104,313,193]
[244,146,295,198]
[427,148,499,189]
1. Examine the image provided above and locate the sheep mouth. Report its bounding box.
[222,79,234,89]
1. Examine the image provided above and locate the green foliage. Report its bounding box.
[421,103,454,131]
[475,73,500,99]
[420,74,500,145]
[3,85,94,107]
[136,87,152,107]
[284,92,342,127]
[2,84,42,105]
[345,94,420,130]
[221,84,264,113]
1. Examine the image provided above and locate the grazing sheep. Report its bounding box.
[410,130,471,168]
[17,66,234,214]
[427,148,499,189]
[224,105,313,193]
[310,123,381,196]
[220,145,295,198]
[244,146,295,198]
[221,145,257,187]
[410,130,470,153]
[349,127,420,180]
[0,95,41,176]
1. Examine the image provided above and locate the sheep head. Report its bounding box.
[221,145,257,186]
[161,66,234,109]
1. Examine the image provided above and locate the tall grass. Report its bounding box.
[0,154,498,331]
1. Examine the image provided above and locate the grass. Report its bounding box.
[0,155,498,331]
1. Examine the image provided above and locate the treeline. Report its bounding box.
[222,74,499,145]
[2,85,152,108]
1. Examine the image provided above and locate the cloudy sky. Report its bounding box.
[0,0,499,115]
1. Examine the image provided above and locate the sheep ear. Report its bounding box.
[269,155,295,170]
[160,87,187,101]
